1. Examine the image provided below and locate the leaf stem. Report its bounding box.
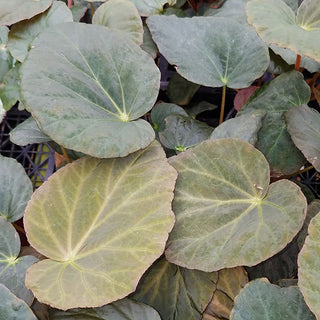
[295,54,301,71]
[67,0,73,8]
[61,147,71,164]
[219,85,227,124]
[90,2,95,15]
[283,165,314,179]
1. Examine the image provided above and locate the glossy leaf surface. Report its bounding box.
[8,2,72,62]
[246,0,320,63]
[49,299,161,320]
[0,217,38,305]
[147,16,269,88]
[298,211,320,319]
[0,0,52,26]
[92,0,143,45]
[286,105,320,172]
[0,284,37,320]
[166,139,307,271]
[230,279,315,320]
[0,155,32,222]
[239,71,309,175]
[133,257,217,320]
[24,142,177,310]
[20,22,159,158]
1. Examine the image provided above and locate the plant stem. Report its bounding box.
[90,2,95,15]
[283,165,314,179]
[219,85,227,124]
[61,147,71,164]
[13,223,26,235]
[295,54,301,71]
[67,0,73,8]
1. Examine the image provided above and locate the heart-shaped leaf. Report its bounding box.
[246,0,320,63]
[147,16,269,88]
[0,217,38,305]
[166,139,307,271]
[24,141,177,310]
[7,2,72,62]
[230,279,315,320]
[298,211,320,319]
[286,105,320,172]
[92,0,143,45]
[0,284,37,320]
[49,299,161,320]
[20,22,160,158]
[0,155,33,222]
[133,257,217,320]
[0,0,52,26]
[239,70,309,176]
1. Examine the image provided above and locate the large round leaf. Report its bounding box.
[298,211,320,319]
[147,16,269,89]
[239,70,309,176]
[0,284,37,320]
[230,279,315,320]
[24,141,177,310]
[133,256,217,320]
[286,105,320,172]
[0,155,33,222]
[92,0,143,45]
[246,0,320,63]
[49,299,161,320]
[7,2,73,62]
[0,0,52,26]
[20,22,160,158]
[166,139,307,271]
[0,217,38,305]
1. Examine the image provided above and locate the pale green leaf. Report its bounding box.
[24,141,177,310]
[49,299,161,320]
[147,16,269,88]
[7,2,72,62]
[0,64,20,111]
[298,211,320,319]
[0,217,38,305]
[0,0,52,26]
[0,284,37,320]
[141,24,157,58]
[286,105,320,172]
[20,22,160,158]
[0,26,12,83]
[239,70,309,176]
[92,0,143,45]
[210,112,264,145]
[129,0,175,16]
[230,279,315,320]
[246,0,320,63]
[0,155,33,222]
[133,257,217,320]
[166,139,307,271]
[10,117,50,146]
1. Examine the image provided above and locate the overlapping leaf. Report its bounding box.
[0,0,52,26]
[129,0,176,16]
[298,211,320,319]
[0,65,20,111]
[239,70,309,175]
[147,16,269,88]
[20,22,160,158]
[49,299,161,320]
[7,2,72,62]
[0,155,33,222]
[286,105,320,172]
[166,139,307,271]
[0,284,37,320]
[24,141,177,310]
[230,279,315,319]
[133,257,217,320]
[246,0,320,63]
[92,0,143,45]
[0,217,38,305]
[0,26,12,83]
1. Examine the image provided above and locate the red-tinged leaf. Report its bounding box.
[234,86,259,112]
